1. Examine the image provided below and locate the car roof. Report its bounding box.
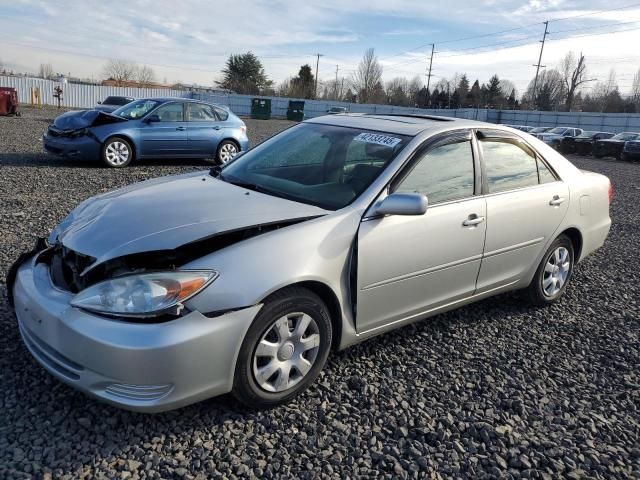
[306,113,489,136]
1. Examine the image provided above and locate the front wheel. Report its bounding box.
[525,235,574,306]
[216,140,239,165]
[233,287,332,408]
[102,136,133,168]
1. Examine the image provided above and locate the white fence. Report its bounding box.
[2,75,640,133]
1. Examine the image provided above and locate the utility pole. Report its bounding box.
[334,65,339,100]
[426,44,435,93]
[314,53,324,99]
[532,21,549,109]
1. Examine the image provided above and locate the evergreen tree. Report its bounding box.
[217,52,272,94]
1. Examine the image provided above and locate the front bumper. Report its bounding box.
[12,252,261,412]
[42,133,101,159]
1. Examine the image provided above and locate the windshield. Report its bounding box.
[220,123,411,210]
[612,132,639,141]
[578,131,597,137]
[530,127,549,133]
[548,127,568,134]
[112,99,161,119]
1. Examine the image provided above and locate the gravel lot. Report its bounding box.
[1,107,638,479]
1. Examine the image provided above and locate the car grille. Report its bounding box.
[105,383,174,402]
[47,126,65,137]
[49,245,96,293]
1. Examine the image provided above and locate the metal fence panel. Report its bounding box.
[2,75,640,133]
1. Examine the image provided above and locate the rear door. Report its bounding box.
[139,102,189,157]
[186,102,224,156]
[475,130,569,292]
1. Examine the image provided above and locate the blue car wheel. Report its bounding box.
[102,137,134,168]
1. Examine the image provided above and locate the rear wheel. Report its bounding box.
[233,287,332,408]
[216,140,239,165]
[525,235,574,306]
[102,137,133,168]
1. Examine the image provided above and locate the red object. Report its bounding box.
[608,181,613,203]
[0,87,19,116]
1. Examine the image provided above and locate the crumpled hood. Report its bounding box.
[50,171,327,268]
[52,109,126,130]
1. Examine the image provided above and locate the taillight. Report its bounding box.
[608,181,613,203]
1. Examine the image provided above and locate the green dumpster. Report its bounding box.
[286,100,305,121]
[251,98,271,120]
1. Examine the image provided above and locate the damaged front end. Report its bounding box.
[47,110,127,139]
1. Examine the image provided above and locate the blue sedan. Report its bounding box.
[42,98,249,167]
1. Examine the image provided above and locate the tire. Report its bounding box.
[101,136,133,168]
[233,287,332,409]
[524,234,574,306]
[215,140,239,165]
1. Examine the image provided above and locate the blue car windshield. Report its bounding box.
[219,123,411,210]
[112,100,161,119]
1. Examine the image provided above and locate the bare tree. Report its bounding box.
[498,79,517,99]
[38,63,55,79]
[351,48,383,103]
[137,65,156,87]
[559,52,592,111]
[103,59,137,85]
[524,69,566,110]
[592,69,618,112]
[631,68,640,110]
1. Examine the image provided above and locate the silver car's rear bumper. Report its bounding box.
[12,255,261,412]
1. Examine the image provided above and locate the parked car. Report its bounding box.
[505,125,534,132]
[593,132,640,159]
[621,140,640,161]
[10,114,611,411]
[529,126,552,134]
[533,127,583,149]
[327,106,348,114]
[560,131,614,156]
[95,96,135,113]
[42,98,249,167]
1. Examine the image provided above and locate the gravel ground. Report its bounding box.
[1,107,638,479]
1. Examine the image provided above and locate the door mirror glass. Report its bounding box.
[375,193,428,216]
[146,114,161,123]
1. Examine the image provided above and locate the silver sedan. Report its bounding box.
[10,114,612,411]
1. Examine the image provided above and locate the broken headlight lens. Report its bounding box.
[70,270,217,317]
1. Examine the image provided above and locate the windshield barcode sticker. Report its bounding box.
[354,133,401,148]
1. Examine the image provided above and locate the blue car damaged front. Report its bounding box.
[42,98,249,168]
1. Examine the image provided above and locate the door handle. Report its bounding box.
[176,126,187,131]
[212,126,221,130]
[549,195,565,206]
[462,215,485,227]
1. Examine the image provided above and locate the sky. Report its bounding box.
[0,0,639,96]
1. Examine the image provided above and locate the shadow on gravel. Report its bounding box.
[0,153,213,169]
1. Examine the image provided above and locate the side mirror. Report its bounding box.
[97,101,102,104]
[375,193,428,216]
[145,114,161,123]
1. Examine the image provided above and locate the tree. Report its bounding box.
[103,59,137,85]
[38,63,54,79]
[408,76,422,106]
[289,64,315,99]
[351,48,383,103]
[591,70,619,112]
[524,69,566,110]
[631,68,640,110]
[468,80,481,107]
[486,75,502,107]
[386,77,410,106]
[137,65,156,87]
[559,52,591,111]
[457,74,470,101]
[216,52,272,95]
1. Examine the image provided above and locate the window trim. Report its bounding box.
[388,129,480,207]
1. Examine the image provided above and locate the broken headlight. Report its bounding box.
[70,270,217,318]
[69,128,89,138]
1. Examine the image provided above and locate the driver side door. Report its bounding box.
[356,131,487,333]
[139,102,189,157]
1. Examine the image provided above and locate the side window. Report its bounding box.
[214,107,229,121]
[537,158,557,184]
[188,103,217,122]
[154,103,184,122]
[481,139,538,193]
[395,139,475,204]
